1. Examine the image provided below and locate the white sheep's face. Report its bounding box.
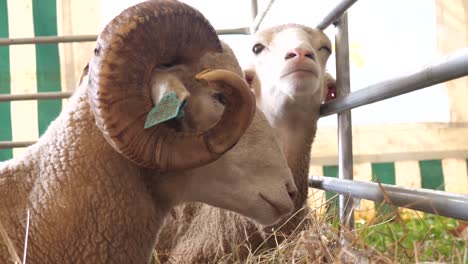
[247,25,332,108]
[149,44,297,226]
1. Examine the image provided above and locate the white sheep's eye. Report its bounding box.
[252,43,265,55]
[319,46,332,54]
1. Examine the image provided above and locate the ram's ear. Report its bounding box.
[78,63,90,86]
[150,73,190,106]
[145,73,190,129]
[323,72,337,103]
[243,67,261,97]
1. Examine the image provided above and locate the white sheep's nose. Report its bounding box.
[284,48,315,61]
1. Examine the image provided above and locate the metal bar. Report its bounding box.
[0,35,97,45]
[335,13,354,230]
[0,91,73,102]
[0,141,35,149]
[317,0,358,30]
[0,27,251,46]
[320,48,468,116]
[309,176,468,221]
[216,28,251,35]
[251,0,259,20]
[250,0,276,34]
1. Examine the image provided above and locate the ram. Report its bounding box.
[0,1,298,263]
[155,23,335,263]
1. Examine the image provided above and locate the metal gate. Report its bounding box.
[1,0,467,228]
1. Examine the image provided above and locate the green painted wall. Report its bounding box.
[323,165,338,201]
[0,0,12,161]
[372,162,396,214]
[33,0,62,135]
[372,162,396,185]
[420,160,445,191]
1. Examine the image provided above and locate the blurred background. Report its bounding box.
[0,0,467,220]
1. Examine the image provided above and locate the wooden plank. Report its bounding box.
[57,0,100,109]
[395,161,424,219]
[353,162,374,221]
[395,161,421,188]
[312,123,468,165]
[442,158,468,194]
[7,0,39,158]
[436,0,468,122]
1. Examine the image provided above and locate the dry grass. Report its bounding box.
[208,197,396,264]
[2,196,466,263]
[167,193,467,264]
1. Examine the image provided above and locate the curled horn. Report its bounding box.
[88,0,255,171]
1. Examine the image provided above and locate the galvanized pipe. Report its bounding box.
[216,28,251,35]
[320,48,468,116]
[0,28,250,46]
[0,141,35,149]
[251,0,259,20]
[250,0,276,33]
[309,176,468,221]
[317,0,358,30]
[0,91,73,102]
[0,35,97,45]
[335,13,355,230]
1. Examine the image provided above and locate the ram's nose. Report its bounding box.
[270,179,297,216]
[286,181,298,201]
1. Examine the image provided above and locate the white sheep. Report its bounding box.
[0,1,298,263]
[155,23,336,262]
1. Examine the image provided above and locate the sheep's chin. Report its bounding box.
[277,75,322,99]
[242,199,283,226]
[233,192,294,226]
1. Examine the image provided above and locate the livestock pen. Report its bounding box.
[0,0,467,262]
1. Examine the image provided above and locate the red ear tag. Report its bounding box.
[326,85,337,102]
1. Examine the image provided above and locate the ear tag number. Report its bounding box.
[144,91,186,129]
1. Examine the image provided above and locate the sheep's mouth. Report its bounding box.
[259,192,288,218]
[281,66,318,79]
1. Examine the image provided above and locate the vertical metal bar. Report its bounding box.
[251,0,258,20]
[316,0,359,30]
[250,0,276,34]
[335,13,355,231]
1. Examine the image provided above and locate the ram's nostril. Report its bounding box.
[286,183,298,201]
[288,190,297,200]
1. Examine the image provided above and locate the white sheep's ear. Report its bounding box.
[323,72,336,103]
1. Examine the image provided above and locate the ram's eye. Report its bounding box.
[319,46,332,54]
[212,93,226,105]
[252,43,265,55]
[156,61,177,71]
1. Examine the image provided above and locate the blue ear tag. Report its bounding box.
[144,91,186,129]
